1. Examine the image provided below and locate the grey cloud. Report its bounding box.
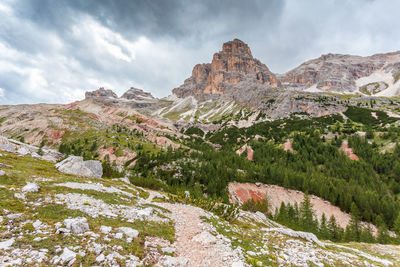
[0,0,400,104]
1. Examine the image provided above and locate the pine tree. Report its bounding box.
[376,215,390,244]
[344,202,362,242]
[300,193,317,232]
[360,225,375,243]
[319,213,330,240]
[393,213,400,237]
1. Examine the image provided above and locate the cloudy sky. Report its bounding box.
[1,0,400,104]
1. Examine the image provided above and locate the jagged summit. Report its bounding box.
[121,87,156,102]
[85,87,118,100]
[172,39,279,100]
[221,38,252,57]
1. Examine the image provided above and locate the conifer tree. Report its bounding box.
[393,213,400,237]
[319,213,330,240]
[300,193,317,232]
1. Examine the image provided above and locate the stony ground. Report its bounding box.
[1,151,400,266]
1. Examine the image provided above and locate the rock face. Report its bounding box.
[280,52,400,94]
[172,39,279,100]
[85,87,118,100]
[55,156,103,178]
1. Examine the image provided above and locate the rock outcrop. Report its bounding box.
[55,156,103,178]
[172,39,279,100]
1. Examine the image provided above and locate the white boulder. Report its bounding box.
[162,256,188,267]
[60,248,76,265]
[116,227,139,240]
[63,217,90,234]
[100,225,112,234]
[22,182,39,193]
[0,170,5,176]
[192,231,217,245]
[95,253,105,263]
[17,146,30,155]
[55,156,103,178]
[0,238,14,250]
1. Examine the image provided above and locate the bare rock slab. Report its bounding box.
[55,156,102,178]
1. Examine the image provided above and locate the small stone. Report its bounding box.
[56,228,70,234]
[7,213,23,220]
[192,231,216,245]
[32,220,42,230]
[184,191,190,198]
[115,232,123,239]
[95,254,105,263]
[100,225,112,234]
[162,256,188,267]
[14,193,26,200]
[0,170,5,176]
[161,247,175,254]
[22,182,39,193]
[247,251,256,256]
[231,261,245,267]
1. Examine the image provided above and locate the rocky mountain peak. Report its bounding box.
[121,87,155,101]
[172,39,279,100]
[221,38,252,57]
[85,87,118,100]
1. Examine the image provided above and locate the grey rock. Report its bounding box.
[162,256,189,267]
[116,227,139,239]
[63,217,90,234]
[60,248,76,265]
[0,163,12,168]
[100,225,112,234]
[22,182,40,193]
[55,156,103,178]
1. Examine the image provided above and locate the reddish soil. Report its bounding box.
[340,141,359,161]
[228,182,377,234]
[49,130,66,142]
[283,140,293,152]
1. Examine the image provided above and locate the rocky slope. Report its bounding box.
[228,182,377,233]
[1,148,399,266]
[280,51,400,96]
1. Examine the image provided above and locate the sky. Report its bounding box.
[1,0,400,104]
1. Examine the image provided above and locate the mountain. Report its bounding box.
[1,39,400,266]
[280,51,400,96]
[172,39,279,100]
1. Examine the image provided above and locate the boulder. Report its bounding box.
[0,238,14,250]
[63,217,90,234]
[0,170,5,176]
[60,248,76,265]
[116,227,139,241]
[17,147,30,155]
[100,225,112,234]
[55,156,103,178]
[192,231,217,245]
[162,256,189,267]
[22,182,39,193]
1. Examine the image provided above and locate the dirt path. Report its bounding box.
[146,191,244,267]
